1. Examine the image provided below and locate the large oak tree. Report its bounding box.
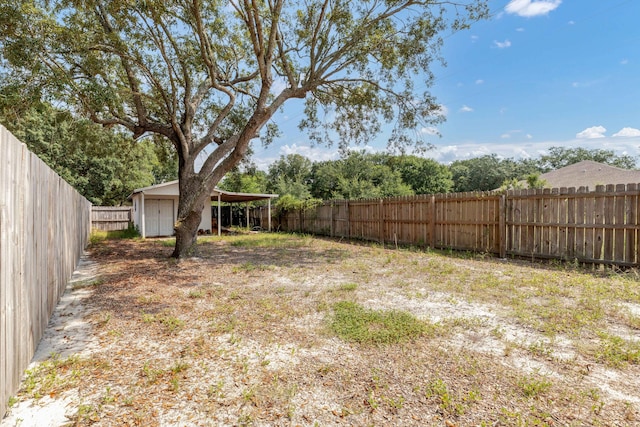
[0,0,487,257]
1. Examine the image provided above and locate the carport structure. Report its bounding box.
[129,180,278,238]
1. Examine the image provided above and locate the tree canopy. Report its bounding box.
[0,84,176,205]
[0,0,488,256]
[537,146,637,172]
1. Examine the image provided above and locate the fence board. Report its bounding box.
[1,127,91,418]
[594,186,605,261]
[279,184,640,268]
[613,184,625,263]
[91,206,133,231]
[626,184,638,264]
[566,188,575,259]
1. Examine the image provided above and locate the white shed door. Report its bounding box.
[145,199,174,237]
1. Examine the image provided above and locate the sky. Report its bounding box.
[249,0,640,169]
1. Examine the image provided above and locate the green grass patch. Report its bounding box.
[595,331,640,367]
[329,301,427,344]
[89,224,139,244]
[160,238,176,247]
[517,374,552,398]
[228,233,313,248]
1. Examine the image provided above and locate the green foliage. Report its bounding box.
[0,0,488,256]
[385,154,453,194]
[329,300,427,344]
[0,88,172,205]
[266,154,313,199]
[450,155,541,192]
[219,166,269,200]
[525,173,547,189]
[311,151,414,200]
[538,146,637,171]
[274,194,322,216]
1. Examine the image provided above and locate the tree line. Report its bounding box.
[2,89,635,211]
[220,148,637,212]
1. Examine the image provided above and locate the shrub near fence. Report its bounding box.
[280,185,640,267]
[0,126,92,417]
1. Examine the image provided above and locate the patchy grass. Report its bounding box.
[329,301,429,344]
[89,224,139,245]
[6,233,640,426]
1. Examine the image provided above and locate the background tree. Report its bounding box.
[536,146,637,172]
[310,151,413,200]
[219,165,268,194]
[450,155,540,192]
[385,154,453,194]
[266,154,313,200]
[0,84,169,205]
[0,0,487,257]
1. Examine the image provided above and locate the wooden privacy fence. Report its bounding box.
[280,185,640,267]
[91,206,133,231]
[1,126,92,417]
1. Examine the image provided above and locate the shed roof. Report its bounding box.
[130,180,278,203]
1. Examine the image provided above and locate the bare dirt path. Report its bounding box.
[2,234,639,426]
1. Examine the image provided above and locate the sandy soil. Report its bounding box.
[2,235,639,426]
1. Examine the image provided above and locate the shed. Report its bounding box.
[129,180,278,238]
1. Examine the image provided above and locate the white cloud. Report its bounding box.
[420,127,439,136]
[568,20,575,25]
[279,144,339,161]
[516,27,525,32]
[428,136,640,165]
[493,39,512,49]
[475,79,484,85]
[501,133,511,139]
[505,0,562,18]
[459,105,474,113]
[621,59,629,65]
[436,104,449,117]
[471,35,479,43]
[576,126,607,139]
[270,76,288,95]
[526,134,533,139]
[613,127,640,137]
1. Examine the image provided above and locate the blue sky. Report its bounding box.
[250,0,640,169]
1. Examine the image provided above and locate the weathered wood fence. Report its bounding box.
[279,185,640,267]
[1,126,92,417]
[91,206,133,231]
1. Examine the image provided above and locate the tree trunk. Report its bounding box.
[171,163,210,258]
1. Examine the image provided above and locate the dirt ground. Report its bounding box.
[2,233,640,426]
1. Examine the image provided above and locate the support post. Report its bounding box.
[430,195,436,248]
[246,203,250,230]
[330,201,334,237]
[499,194,506,258]
[140,192,146,238]
[268,199,272,232]
[379,199,385,245]
[217,194,221,236]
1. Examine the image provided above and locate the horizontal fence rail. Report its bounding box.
[91,206,133,231]
[1,126,92,417]
[279,184,640,267]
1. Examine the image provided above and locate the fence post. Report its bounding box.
[499,194,506,258]
[330,201,334,238]
[346,200,350,240]
[379,199,384,245]
[430,195,436,248]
